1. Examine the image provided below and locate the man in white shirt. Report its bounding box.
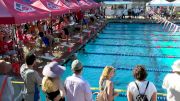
[64,59,93,101]
[162,60,180,101]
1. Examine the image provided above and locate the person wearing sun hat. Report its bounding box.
[0,60,14,101]
[42,61,66,101]
[64,59,93,101]
[162,60,180,101]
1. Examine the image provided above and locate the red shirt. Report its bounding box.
[76,11,84,20]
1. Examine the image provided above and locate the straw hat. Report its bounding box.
[172,60,180,72]
[0,60,12,74]
[42,61,66,78]
[71,59,83,71]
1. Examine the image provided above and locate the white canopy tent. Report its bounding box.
[171,0,180,7]
[148,0,172,6]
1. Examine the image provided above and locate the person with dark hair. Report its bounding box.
[127,65,157,101]
[20,53,42,101]
[64,60,93,101]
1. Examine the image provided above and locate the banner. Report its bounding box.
[47,2,60,10]
[14,1,35,13]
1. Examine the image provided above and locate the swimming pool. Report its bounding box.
[41,23,180,101]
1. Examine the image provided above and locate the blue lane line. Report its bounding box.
[101,32,180,36]
[85,52,180,58]
[97,37,180,41]
[88,43,180,49]
[104,29,163,32]
[83,65,171,73]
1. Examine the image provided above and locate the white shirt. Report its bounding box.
[64,74,93,101]
[127,80,157,101]
[162,73,180,101]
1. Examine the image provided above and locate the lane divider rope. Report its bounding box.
[85,52,180,59]
[88,43,180,48]
[104,29,165,32]
[91,87,166,96]
[83,65,171,73]
[101,32,180,36]
[97,37,179,42]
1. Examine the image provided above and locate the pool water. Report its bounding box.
[40,23,180,101]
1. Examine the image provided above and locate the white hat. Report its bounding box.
[43,61,66,78]
[172,60,180,72]
[71,59,83,71]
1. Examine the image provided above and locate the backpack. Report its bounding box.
[135,81,149,101]
[96,81,108,101]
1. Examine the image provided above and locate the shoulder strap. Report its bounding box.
[143,81,149,95]
[135,81,149,95]
[103,80,107,91]
[0,76,8,100]
[134,81,140,94]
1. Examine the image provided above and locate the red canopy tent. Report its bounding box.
[48,0,70,13]
[26,0,69,16]
[73,0,91,11]
[60,0,81,12]
[0,0,49,24]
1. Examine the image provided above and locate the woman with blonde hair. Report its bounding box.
[98,66,119,101]
[42,61,66,101]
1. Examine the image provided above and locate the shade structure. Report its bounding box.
[171,0,180,6]
[103,1,133,5]
[25,0,69,16]
[148,0,172,6]
[60,0,81,12]
[49,0,70,13]
[79,0,92,10]
[73,0,91,11]
[0,0,49,24]
[42,0,70,14]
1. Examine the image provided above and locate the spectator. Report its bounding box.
[64,59,93,101]
[162,60,180,101]
[42,61,66,101]
[98,66,119,101]
[127,65,157,101]
[20,53,42,101]
[0,60,14,101]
